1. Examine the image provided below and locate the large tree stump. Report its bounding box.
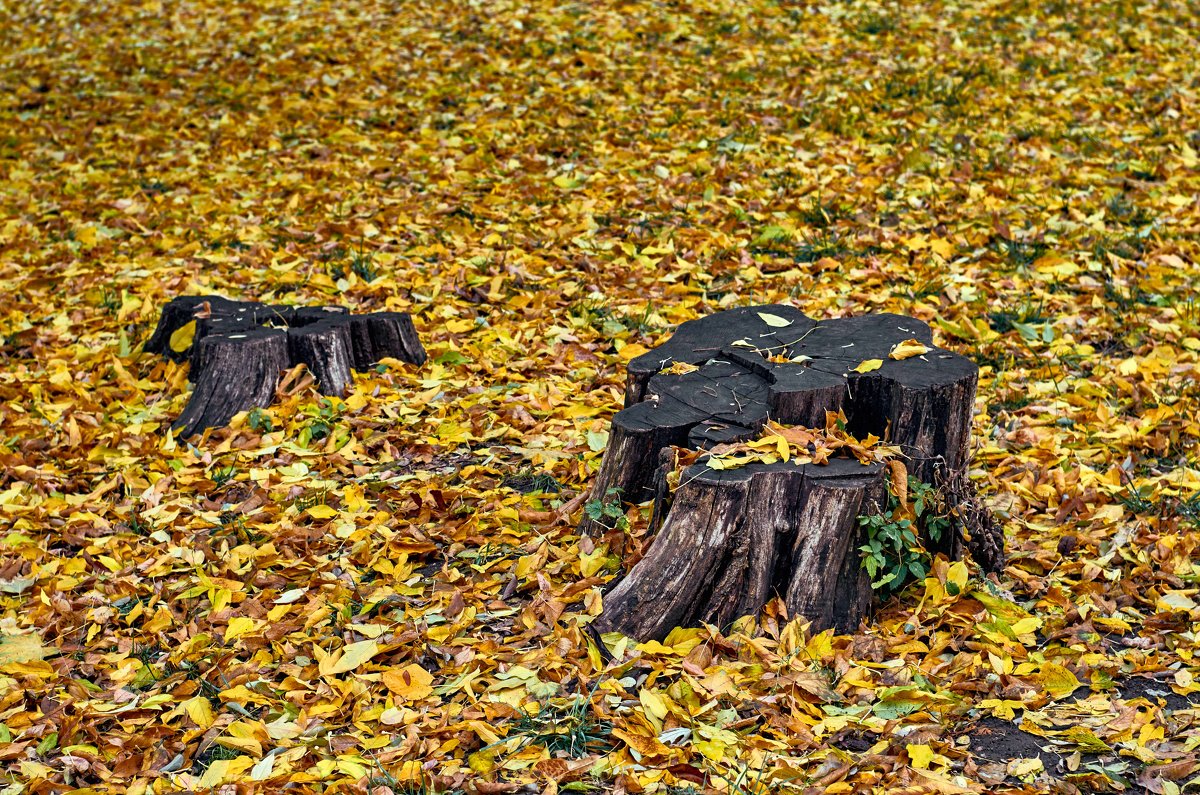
[145,296,426,437]
[588,305,1003,640]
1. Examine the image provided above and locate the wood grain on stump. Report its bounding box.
[589,304,1003,640]
[146,295,426,437]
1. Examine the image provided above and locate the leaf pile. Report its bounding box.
[699,415,899,471]
[2,0,1200,793]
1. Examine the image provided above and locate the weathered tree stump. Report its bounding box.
[588,305,1003,640]
[145,295,426,437]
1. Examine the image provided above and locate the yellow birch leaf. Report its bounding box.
[169,320,196,353]
[618,343,649,360]
[1007,757,1044,778]
[889,339,931,360]
[468,747,497,775]
[853,359,884,373]
[250,754,276,781]
[757,311,792,328]
[305,504,338,520]
[639,689,669,721]
[612,727,671,758]
[929,238,954,259]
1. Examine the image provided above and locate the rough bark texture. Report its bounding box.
[173,329,289,438]
[146,295,426,437]
[287,319,354,398]
[590,305,1002,640]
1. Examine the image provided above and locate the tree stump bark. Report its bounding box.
[173,329,289,438]
[588,305,1003,640]
[145,296,426,437]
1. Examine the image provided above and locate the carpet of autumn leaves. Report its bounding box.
[2,0,1200,793]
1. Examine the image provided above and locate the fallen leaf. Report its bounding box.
[889,338,931,360]
[382,664,434,700]
[853,358,884,373]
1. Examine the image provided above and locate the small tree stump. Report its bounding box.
[174,329,289,438]
[588,305,1003,640]
[146,295,426,437]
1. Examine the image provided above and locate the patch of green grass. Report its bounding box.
[192,742,239,773]
[509,695,613,758]
[502,471,562,494]
[857,12,897,36]
[987,297,1048,334]
[992,237,1049,269]
[798,194,847,228]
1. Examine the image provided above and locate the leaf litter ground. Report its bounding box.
[1,1,1199,793]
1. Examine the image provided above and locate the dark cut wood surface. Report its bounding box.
[594,305,977,508]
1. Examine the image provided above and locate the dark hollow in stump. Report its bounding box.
[588,305,1004,640]
[146,295,426,437]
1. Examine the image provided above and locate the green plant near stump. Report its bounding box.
[584,487,629,531]
[858,476,949,595]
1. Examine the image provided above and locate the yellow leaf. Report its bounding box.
[853,359,884,373]
[382,663,434,700]
[305,504,338,520]
[250,754,275,781]
[224,616,256,642]
[612,727,671,758]
[639,689,669,721]
[1157,590,1197,612]
[1117,356,1139,376]
[1038,662,1082,699]
[552,174,584,190]
[1007,757,1044,778]
[319,639,380,676]
[694,739,726,761]
[889,339,931,360]
[661,361,699,375]
[618,343,649,361]
[0,633,49,665]
[169,320,196,353]
[946,561,969,593]
[77,224,98,247]
[929,238,954,259]
[579,547,607,578]
[907,743,935,770]
[379,707,406,725]
[757,311,792,328]
[468,747,497,775]
[182,695,216,728]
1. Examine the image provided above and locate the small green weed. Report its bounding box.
[509,695,613,758]
[585,487,629,531]
[247,407,274,433]
[859,476,949,594]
